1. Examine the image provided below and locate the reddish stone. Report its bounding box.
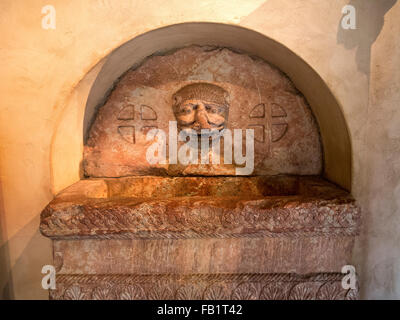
[40,46,359,301]
[84,46,322,177]
[40,176,359,239]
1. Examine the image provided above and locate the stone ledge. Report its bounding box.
[40,176,360,239]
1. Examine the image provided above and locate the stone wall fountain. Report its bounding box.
[40,46,360,300]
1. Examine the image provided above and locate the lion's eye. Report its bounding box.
[206,105,218,114]
[180,106,192,114]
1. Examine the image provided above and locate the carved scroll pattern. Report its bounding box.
[41,197,361,240]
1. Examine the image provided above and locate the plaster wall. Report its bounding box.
[0,0,399,299]
[354,4,400,299]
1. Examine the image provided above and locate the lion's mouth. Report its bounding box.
[179,120,225,131]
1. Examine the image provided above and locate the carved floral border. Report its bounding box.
[50,273,358,300]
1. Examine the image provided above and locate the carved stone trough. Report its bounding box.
[40,46,360,300]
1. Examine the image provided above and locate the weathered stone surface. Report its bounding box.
[53,237,355,275]
[40,176,360,239]
[40,46,359,301]
[84,46,322,177]
[49,273,358,300]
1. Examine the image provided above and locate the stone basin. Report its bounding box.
[40,176,360,240]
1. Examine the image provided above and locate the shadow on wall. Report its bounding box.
[0,213,51,300]
[0,178,14,299]
[338,0,398,299]
[337,0,397,80]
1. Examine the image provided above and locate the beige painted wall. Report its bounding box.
[353,3,400,299]
[0,0,399,299]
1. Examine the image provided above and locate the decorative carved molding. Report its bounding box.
[41,196,360,240]
[50,273,358,300]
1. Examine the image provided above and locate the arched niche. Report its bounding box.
[45,23,360,301]
[51,22,352,192]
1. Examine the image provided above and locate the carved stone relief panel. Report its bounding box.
[84,46,322,177]
[50,273,358,300]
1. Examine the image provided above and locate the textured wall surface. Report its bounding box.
[353,3,400,299]
[0,0,399,299]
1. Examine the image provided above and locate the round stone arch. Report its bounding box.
[51,22,352,192]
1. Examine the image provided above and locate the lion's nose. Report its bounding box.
[195,104,211,129]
